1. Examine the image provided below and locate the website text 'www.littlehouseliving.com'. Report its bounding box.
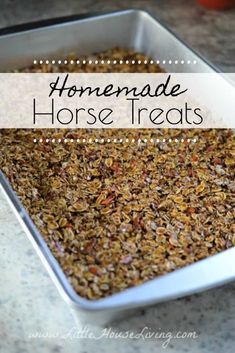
[28,326,199,348]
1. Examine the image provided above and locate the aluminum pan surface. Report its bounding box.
[1,10,233,320]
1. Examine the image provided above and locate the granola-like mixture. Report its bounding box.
[20,47,164,73]
[1,48,234,299]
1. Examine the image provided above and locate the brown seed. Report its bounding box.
[59,217,68,227]
[47,221,59,230]
[70,202,89,212]
[105,158,113,168]
[196,183,205,194]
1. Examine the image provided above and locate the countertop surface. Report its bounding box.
[0,1,235,353]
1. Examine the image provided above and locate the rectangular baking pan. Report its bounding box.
[0,9,216,73]
[0,9,234,324]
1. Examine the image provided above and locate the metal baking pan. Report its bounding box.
[0,9,216,73]
[0,10,234,324]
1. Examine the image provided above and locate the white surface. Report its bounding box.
[0,189,235,353]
